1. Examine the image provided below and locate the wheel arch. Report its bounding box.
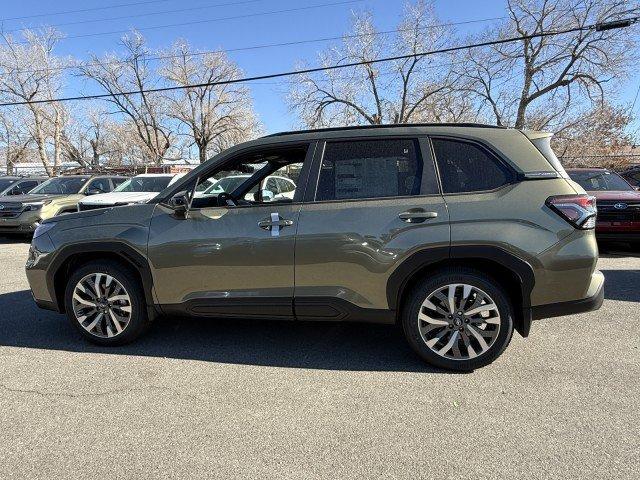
[47,242,156,316]
[387,246,535,337]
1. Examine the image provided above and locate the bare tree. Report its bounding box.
[550,100,635,167]
[457,0,639,129]
[161,40,259,163]
[79,32,172,165]
[288,1,467,127]
[0,107,33,174]
[0,29,66,176]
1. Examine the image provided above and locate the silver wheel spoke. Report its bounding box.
[465,303,497,317]
[467,325,490,353]
[418,312,449,326]
[447,285,457,315]
[73,292,94,307]
[438,331,459,355]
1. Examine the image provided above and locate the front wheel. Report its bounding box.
[401,268,514,371]
[64,260,150,346]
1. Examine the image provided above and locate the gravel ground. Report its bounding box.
[0,238,638,479]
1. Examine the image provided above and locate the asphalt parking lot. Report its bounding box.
[0,238,638,479]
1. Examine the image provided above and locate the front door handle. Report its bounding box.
[398,210,438,223]
[258,213,293,236]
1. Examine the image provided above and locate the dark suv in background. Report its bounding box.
[25,124,603,371]
[567,168,640,245]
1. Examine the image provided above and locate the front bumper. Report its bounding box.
[0,210,41,233]
[530,270,604,320]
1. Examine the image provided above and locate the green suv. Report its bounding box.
[25,124,603,370]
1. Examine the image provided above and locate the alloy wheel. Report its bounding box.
[417,283,501,360]
[71,273,132,338]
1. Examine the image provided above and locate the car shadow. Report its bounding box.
[601,270,640,302]
[0,290,449,373]
[0,235,31,244]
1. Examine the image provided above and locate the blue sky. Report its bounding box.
[1,0,638,134]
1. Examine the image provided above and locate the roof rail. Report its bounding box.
[264,123,508,138]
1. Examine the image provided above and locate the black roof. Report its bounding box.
[264,123,507,138]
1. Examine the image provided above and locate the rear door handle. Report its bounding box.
[398,210,438,223]
[258,212,294,236]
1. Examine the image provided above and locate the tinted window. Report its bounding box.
[115,176,173,193]
[0,179,16,192]
[568,171,633,192]
[432,138,512,193]
[30,177,88,194]
[316,139,427,201]
[112,177,128,187]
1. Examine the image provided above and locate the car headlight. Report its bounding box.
[33,222,56,239]
[23,202,44,211]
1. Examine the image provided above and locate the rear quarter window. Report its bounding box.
[431,138,513,194]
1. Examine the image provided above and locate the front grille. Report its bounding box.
[78,203,109,212]
[596,201,640,222]
[0,203,23,218]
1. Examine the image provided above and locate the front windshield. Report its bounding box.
[0,179,17,193]
[203,176,250,195]
[30,177,88,195]
[115,176,173,193]
[569,171,633,192]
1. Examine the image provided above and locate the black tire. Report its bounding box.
[401,268,514,371]
[64,260,150,346]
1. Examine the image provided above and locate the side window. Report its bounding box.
[87,178,112,193]
[21,181,38,192]
[190,145,307,208]
[315,139,429,201]
[431,138,512,194]
[112,177,128,187]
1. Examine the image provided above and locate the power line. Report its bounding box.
[1,17,637,107]
[1,15,505,76]
[0,0,176,22]
[43,0,372,42]
[5,0,266,35]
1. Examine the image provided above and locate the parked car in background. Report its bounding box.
[27,124,603,371]
[567,168,640,245]
[621,165,640,188]
[77,173,185,211]
[0,176,47,196]
[0,174,127,234]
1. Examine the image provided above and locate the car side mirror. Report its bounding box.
[86,188,104,196]
[168,191,189,215]
[634,186,640,191]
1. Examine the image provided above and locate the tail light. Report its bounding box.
[546,194,597,229]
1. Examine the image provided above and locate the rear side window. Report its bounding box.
[432,138,512,194]
[315,139,431,201]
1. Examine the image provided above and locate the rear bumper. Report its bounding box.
[530,270,604,320]
[596,232,640,242]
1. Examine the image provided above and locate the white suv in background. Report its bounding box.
[77,173,185,211]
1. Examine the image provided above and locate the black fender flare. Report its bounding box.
[386,245,535,337]
[46,241,156,315]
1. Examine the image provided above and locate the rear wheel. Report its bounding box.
[64,260,150,345]
[401,268,514,371]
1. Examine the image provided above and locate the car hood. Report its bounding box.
[0,193,64,205]
[589,190,640,202]
[80,191,158,205]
